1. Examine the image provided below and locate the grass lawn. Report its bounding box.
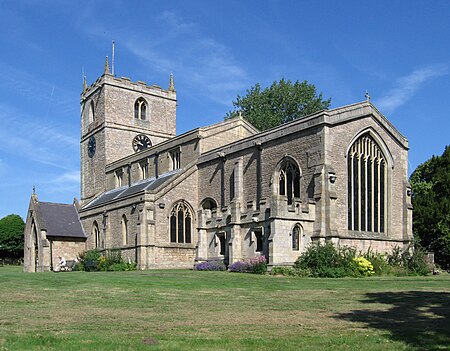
[0,266,449,351]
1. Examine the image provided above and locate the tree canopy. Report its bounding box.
[0,214,25,259]
[410,146,450,269]
[226,78,331,131]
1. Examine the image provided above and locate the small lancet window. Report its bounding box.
[292,224,301,251]
[92,221,100,248]
[122,214,128,246]
[134,98,147,120]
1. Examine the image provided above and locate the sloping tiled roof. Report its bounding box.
[39,202,87,238]
[83,169,181,210]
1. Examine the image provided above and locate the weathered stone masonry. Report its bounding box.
[23,62,413,271]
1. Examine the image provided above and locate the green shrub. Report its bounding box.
[270,266,297,276]
[362,249,391,276]
[353,257,375,276]
[76,249,137,272]
[385,245,429,276]
[294,241,359,278]
[79,249,101,272]
[387,246,404,267]
[402,246,429,276]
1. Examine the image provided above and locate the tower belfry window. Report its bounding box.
[347,133,387,233]
[134,98,147,120]
[88,101,95,124]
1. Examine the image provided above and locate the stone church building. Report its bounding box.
[24,60,413,272]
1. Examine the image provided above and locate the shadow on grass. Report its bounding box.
[335,291,450,350]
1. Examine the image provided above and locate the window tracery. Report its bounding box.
[278,159,301,205]
[134,98,147,120]
[170,201,192,244]
[347,133,386,233]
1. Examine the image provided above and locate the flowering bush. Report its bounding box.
[228,260,251,273]
[228,255,267,274]
[353,257,375,276]
[75,249,136,272]
[294,242,359,277]
[194,261,226,271]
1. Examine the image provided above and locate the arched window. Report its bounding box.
[347,133,386,233]
[122,215,128,246]
[292,224,302,251]
[92,221,100,248]
[134,98,147,120]
[170,201,193,244]
[88,101,95,124]
[277,159,301,205]
[201,198,217,211]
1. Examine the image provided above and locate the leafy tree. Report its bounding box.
[226,78,331,131]
[0,214,25,258]
[410,146,450,269]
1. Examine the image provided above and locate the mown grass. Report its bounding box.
[0,266,449,350]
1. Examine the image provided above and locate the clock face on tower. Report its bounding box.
[88,136,96,158]
[133,134,152,152]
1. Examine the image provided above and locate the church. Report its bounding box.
[23,59,413,272]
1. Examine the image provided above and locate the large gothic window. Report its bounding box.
[170,201,192,244]
[134,98,147,120]
[347,134,386,233]
[278,159,301,205]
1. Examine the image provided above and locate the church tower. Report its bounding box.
[80,58,177,205]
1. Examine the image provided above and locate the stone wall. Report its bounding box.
[80,74,177,203]
[324,107,411,245]
[51,238,86,265]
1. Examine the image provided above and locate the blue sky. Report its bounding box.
[1,0,449,220]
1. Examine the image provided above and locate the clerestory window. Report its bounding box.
[140,160,149,180]
[169,149,181,171]
[347,133,386,233]
[170,201,192,244]
[115,169,124,188]
[134,98,147,120]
